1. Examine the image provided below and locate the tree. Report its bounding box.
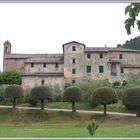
[63,86,82,112]
[30,85,53,110]
[5,85,24,108]
[0,69,21,85]
[125,3,140,35]
[122,87,140,117]
[117,36,140,50]
[91,87,118,116]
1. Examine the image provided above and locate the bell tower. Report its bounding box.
[3,40,11,55]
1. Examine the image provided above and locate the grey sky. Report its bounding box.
[0,3,140,70]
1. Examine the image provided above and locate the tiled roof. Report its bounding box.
[85,47,108,52]
[63,40,85,47]
[4,53,64,63]
[25,57,64,64]
[85,47,140,52]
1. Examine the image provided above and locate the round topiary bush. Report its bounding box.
[30,85,53,110]
[63,86,82,112]
[122,87,140,116]
[91,87,118,116]
[5,84,24,108]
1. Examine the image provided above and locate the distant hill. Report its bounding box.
[117,36,140,50]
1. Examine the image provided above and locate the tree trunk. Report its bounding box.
[104,104,106,116]
[72,101,76,112]
[41,99,44,110]
[13,98,16,109]
[136,107,140,117]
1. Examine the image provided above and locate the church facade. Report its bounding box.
[3,40,140,90]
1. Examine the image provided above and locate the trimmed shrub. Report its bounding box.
[112,81,121,88]
[63,86,82,112]
[77,79,111,104]
[91,87,118,116]
[30,85,53,110]
[29,98,38,106]
[122,87,140,117]
[64,83,73,89]
[5,84,24,108]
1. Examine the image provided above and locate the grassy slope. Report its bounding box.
[0,108,140,137]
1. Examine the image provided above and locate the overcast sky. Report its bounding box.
[0,3,140,70]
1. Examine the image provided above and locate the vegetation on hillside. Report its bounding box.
[117,36,140,50]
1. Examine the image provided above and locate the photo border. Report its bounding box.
[0,1,140,140]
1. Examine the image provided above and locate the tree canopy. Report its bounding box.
[0,69,21,85]
[30,85,53,110]
[63,86,82,112]
[5,84,24,108]
[91,87,118,116]
[122,87,140,117]
[125,3,140,35]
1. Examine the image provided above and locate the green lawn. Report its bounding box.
[0,123,140,137]
[0,108,139,137]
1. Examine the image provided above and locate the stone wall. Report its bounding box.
[22,76,64,91]
[24,63,64,74]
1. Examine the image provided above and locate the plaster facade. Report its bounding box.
[3,40,140,90]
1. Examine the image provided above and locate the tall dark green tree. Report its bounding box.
[125,3,140,35]
[0,69,21,85]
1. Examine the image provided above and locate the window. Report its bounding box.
[120,66,124,73]
[31,63,34,68]
[72,68,76,74]
[55,63,59,68]
[87,53,91,58]
[111,63,117,76]
[41,80,45,85]
[99,53,103,58]
[72,80,76,84]
[87,65,91,73]
[72,58,76,64]
[72,46,76,51]
[99,65,104,73]
[43,63,46,68]
[6,47,8,53]
[119,54,123,59]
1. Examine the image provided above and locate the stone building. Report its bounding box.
[3,40,140,90]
